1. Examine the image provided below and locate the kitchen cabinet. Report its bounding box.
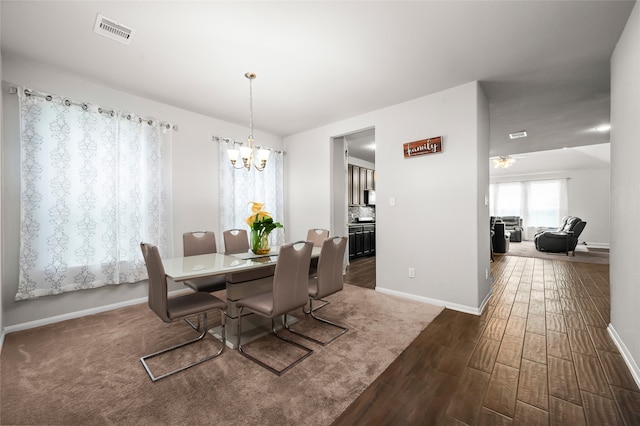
[349,224,375,259]
[348,165,375,206]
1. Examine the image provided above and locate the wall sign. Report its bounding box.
[403,136,443,158]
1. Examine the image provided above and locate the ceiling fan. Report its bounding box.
[489,154,526,169]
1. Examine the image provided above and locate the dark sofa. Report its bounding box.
[500,216,523,242]
[534,216,587,256]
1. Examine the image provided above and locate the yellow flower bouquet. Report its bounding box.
[245,202,284,254]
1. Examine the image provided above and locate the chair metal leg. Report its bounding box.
[287,299,348,346]
[236,308,313,376]
[140,309,226,382]
[301,298,330,314]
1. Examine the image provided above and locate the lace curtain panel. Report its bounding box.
[16,90,173,300]
[218,141,285,249]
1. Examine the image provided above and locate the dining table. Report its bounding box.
[162,245,321,347]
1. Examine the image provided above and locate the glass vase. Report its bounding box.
[251,230,271,255]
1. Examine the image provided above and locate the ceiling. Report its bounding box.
[490,143,610,178]
[1,1,635,161]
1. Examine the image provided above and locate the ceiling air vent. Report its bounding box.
[93,14,135,45]
[508,130,528,140]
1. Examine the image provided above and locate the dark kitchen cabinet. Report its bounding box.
[349,225,375,259]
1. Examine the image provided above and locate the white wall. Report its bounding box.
[610,2,640,385]
[1,55,282,328]
[285,81,492,313]
[0,4,5,348]
[491,167,611,245]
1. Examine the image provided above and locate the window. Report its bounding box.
[218,141,285,248]
[490,179,568,239]
[15,89,173,300]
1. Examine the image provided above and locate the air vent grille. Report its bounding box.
[509,130,528,140]
[93,14,135,45]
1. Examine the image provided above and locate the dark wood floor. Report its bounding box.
[334,255,640,425]
[345,255,376,289]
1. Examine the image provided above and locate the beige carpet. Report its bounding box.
[1,284,443,425]
[497,240,609,264]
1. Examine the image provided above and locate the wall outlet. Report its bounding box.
[408,267,415,278]
[485,268,489,280]
[390,197,396,207]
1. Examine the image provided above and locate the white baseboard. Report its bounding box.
[584,242,610,249]
[607,324,640,389]
[2,288,191,336]
[375,286,490,316]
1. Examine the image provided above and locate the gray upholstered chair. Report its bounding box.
[236,241,314,375]
[306,228,329,247]
[223,228,275,283]
[223,229,250,254]
[307,228,329,277]
[288,237,349,345]
[183,231,227,293]
[139,242,227,382]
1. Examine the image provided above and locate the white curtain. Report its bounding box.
[490,179,568,240]
[16,89,173,300]
[218,141,285,248]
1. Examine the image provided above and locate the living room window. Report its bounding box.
[490,178,568,240]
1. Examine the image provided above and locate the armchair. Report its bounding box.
[534,216,587,256]
[491,218,510,254]
[501,216,523,242]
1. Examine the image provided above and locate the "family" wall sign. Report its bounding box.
[403,136,443,158]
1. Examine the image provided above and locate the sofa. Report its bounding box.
[534,216,587,255]
[500,216,523,242]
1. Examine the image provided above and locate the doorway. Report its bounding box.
[331,128,376,288]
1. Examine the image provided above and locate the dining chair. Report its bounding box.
[223,229,250,254]
[306,228,329,247]
[236,241,314,375]
[182,231,227,330]
[306,228,330,309]
[139,242,227,382]
[223,228,275,283]
[287,236,349,346]
[183,231,227,293]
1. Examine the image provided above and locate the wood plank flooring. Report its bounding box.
[333,255,640,425]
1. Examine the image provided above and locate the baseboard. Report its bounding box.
[584,242,610,249]
[607,323,640,389]
[375,286,488,316]
[2,288,191,336]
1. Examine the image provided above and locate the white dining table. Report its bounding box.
[162,246,321,282]
[162,245,321,347]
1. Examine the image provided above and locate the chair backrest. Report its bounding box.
[183,231,217,256]
[315,237,348,299]
[306,228,329,247]
[272,241,313,316]
[572,221,587,238]
[140,242,170,323]
[223,229,249,254]
[563,217,582,232]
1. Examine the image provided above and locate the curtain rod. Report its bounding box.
[7,84,179,131]
[212,135,285,155]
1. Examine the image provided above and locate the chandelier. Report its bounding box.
[493,156,515,169]
[226,72,270,171]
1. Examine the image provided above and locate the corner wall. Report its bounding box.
[285,81,491,313]
[610,2,640,385]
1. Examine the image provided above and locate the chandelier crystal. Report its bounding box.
[226,72,270,172]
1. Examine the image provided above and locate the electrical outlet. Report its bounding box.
[390,197,396,207]
[485,268,489,280]
[408,267,415,278]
